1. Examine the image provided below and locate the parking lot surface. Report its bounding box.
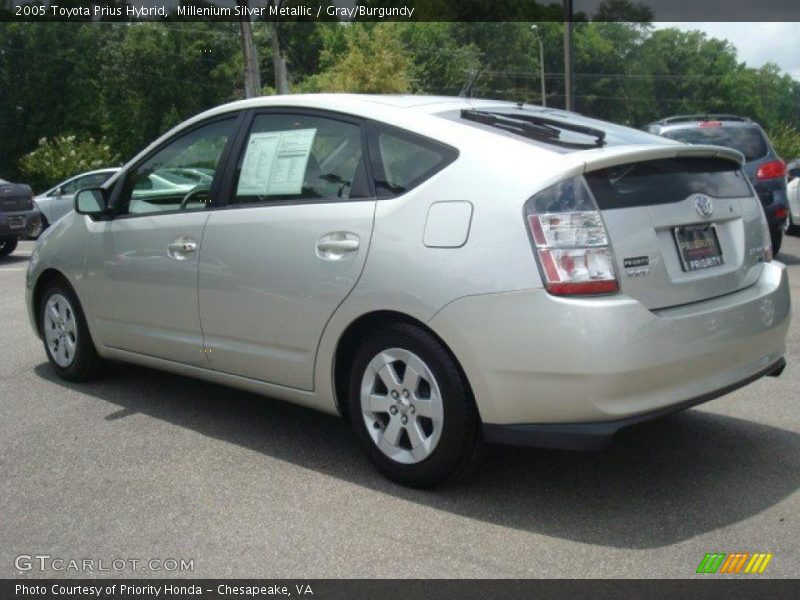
[1,238,799,578]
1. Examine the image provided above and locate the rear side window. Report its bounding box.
[585,157,752,210]
[230,113,369,206]
[662,126,768,161]
[368,125,457,199]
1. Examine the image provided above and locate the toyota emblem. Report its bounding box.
[694,194,713,217]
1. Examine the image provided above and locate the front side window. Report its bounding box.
[117,118,235,215]
[369,126,457,199]
[230,113,368,206]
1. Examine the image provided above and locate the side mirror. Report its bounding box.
[788,169,800,182]
[53,187,63,197]
[74,188,109,217]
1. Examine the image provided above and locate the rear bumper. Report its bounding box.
[483,357,786,450]
[429,261,790,433]
[0,209,42,239]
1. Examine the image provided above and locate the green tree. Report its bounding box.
[767,125,800,161]
[97,22,241,159]
[305,23,412,94]
[18,135,120,192]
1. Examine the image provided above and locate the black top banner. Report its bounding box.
[3,0,800,22]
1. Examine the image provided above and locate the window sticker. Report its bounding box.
[237,128,317,196]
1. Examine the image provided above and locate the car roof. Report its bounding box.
[156,93,675,156]
[106,94,744,190]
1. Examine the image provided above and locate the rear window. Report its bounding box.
[662,126,768,160]
[585,157,752,209]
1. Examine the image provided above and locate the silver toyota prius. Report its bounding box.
[26,95,791,487]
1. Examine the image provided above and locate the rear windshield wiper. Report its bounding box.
[461,109,606,148]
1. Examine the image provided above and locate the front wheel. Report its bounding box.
[39,281,105,382]
[347,323,482,488]
[0,238,18,257]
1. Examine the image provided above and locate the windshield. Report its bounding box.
[662,126,768,161]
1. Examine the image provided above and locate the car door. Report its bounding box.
[85,116,240,365]
[198,110,376,390]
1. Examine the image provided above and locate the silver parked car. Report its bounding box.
[26,95,790,487]
[34,168,118,229]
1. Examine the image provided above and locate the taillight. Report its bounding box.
[698,121,722,128]
[756,160,786,180]
[524,177,619,296]
[757,201,773,263]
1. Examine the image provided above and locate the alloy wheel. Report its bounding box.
[360,348,445,465]
[43,293,78,368]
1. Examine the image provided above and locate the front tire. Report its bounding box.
[39,281,105,382]
[0,238,18,257]
[347,323,482,488]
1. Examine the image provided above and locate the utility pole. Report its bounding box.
[531,25,546,107]
[563,0,575,111]
[237,1,262,98]
[268,0,290,95]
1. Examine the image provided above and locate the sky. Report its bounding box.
[655,22,800,81]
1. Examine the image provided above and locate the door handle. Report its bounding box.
[168,236,198,261]
[316,232,360,260]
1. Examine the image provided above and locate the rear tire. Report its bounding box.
[39,280,105,382]
[0,238,18,257]
[770,228,783,256]
[347,323,483,488]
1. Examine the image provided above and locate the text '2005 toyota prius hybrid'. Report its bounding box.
[26,95,790,487]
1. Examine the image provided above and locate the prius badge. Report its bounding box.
[694,194,713,217]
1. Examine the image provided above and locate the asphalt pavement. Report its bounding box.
[1,238,799,578]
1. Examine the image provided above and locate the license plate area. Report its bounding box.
[8,216,25,230]
[673,223,723,272]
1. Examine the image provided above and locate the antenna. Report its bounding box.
[459,68,481,98]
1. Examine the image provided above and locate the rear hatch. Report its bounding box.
[583,150,765,310]
[0,182,34,212]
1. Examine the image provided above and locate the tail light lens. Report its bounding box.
[524,177,619,296]
[756,160,786,180]
[757,201,773,263]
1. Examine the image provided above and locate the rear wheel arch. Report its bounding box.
[332,310,476,420]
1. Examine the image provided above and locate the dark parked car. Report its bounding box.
[646,115,789,254]
[0,178,43,257]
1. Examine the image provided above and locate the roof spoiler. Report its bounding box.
[654,114,752,126]
[581,144,744,173]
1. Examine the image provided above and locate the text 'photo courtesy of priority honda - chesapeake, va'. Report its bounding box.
[1,2,799,599]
